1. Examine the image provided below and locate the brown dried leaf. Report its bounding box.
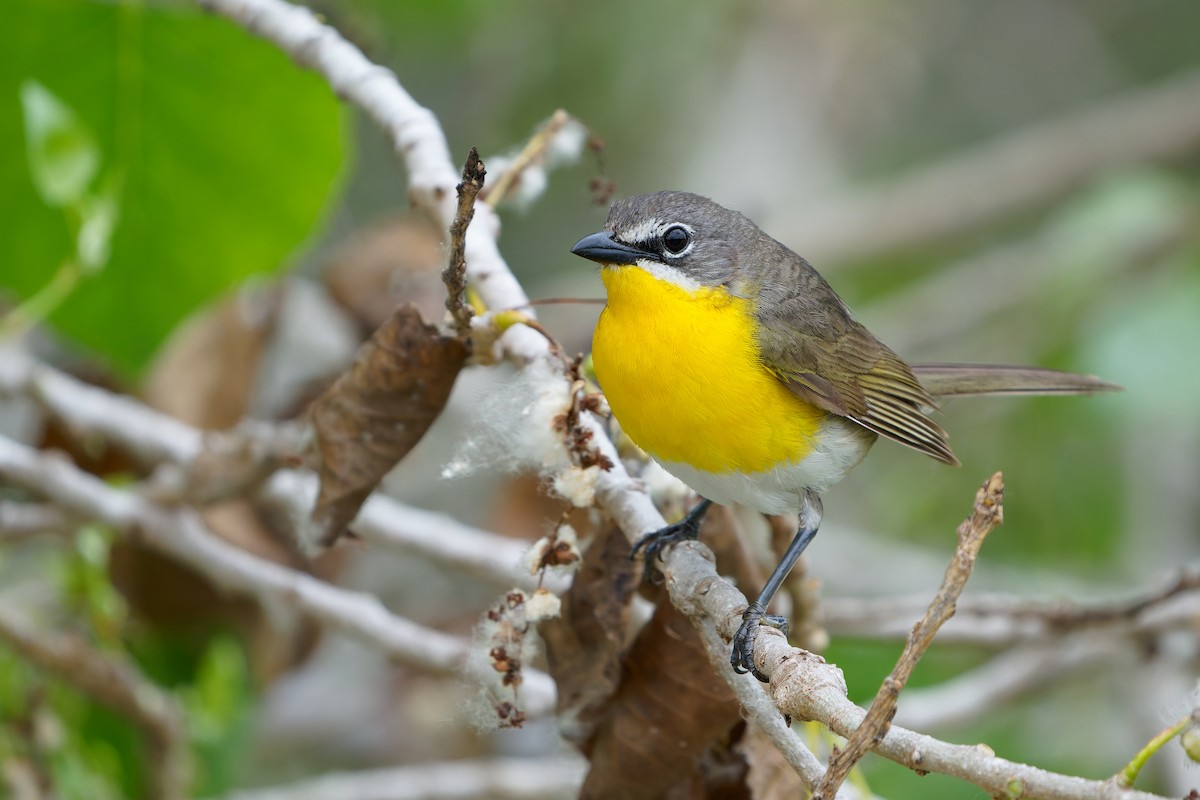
[131,284,335,682]
[738,723,806,800]
[322,216,446,333]
[582,596,741,799]
[539,524,637,743]
[488,473,596,543]
[702,504,764,601]
[310,305,468,545]
[143,285,281,428]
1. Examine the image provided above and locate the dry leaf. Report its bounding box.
[539,524,637,743]
[582,596,742,799]
[310,305,468,545]
[699,504,765,604]
[322,216,446,333]
[738,723,806,800]
[143,285,281,428]
[134,285,339,682]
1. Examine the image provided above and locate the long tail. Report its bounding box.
[912,363,1122,398]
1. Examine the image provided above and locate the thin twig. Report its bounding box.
[444,148,485,340]
[655,476,1162,799]
[813,473,1004,799]
[0,606,191,800]
[484,109,571,207]
[1114,714,1191,789]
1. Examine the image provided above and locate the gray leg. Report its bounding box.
[731,492,823,682]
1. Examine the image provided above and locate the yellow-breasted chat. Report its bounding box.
[571,190,1118,681]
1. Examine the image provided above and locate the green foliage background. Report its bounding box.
[0,0,345,374]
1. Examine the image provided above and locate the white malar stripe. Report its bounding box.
[634,259,704,292]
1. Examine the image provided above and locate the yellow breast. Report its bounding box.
[592,265,825,474]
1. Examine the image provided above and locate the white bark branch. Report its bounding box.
[823,573,1200,646]
[694,617,850,798]
[0,354,552,591]
[895,637,1126,731]
[208,756,585,800]
[770,68,1200,265]
[0,436,556,718]
[195,0,531,339]
[662,541,1168,800]
[0,501,68,540]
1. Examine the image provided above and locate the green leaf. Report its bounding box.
[77,175,122,273]
[0,0,347,374]
[20,79,100,207]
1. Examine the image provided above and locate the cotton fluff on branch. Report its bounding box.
[443,360,597,506]
[486,116,589,211]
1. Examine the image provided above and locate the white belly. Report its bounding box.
[655,417,876,514]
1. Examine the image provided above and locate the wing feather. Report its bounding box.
[750,254,958,465]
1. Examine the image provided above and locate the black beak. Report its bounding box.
[571,231,647,266]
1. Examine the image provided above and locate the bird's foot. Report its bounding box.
[730,602,789,683]
[630,502,710,583]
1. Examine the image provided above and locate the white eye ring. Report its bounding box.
[661,224,694,258]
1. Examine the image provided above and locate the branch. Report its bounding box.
[0,501,69,541]
[660,503,1167,800]
[443,148,484,340]
[483,108,575,207]
[769,68,1200,264]
[823,567,1200,646]
[692,617,848,798]
[0,436,556,719]
[0,355,558,591]
[895,638,1124,731]
[261,470,567,592]
[0,606,191,800]
[814,472,1004,799]
[208,756,585,800]
[195,0,534,349]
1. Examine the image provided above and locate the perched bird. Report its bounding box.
[571,191,1117,681]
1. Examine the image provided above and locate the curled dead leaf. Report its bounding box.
[310,305,468,545]
[582,597,742,799]
[539,524,637,744]
[738,722,807,800]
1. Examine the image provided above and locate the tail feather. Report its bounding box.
[912,363,1122,399]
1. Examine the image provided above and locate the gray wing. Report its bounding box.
[751,255,959,466]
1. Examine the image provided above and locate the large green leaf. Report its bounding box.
[0,0,346,374]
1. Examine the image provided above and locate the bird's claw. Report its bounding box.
[730,602,789,683]
[630,515,703,583]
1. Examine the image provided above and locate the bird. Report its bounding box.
[570,190,1118,682]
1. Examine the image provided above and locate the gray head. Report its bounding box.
[571,191,776,288]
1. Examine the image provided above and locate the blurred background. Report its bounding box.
[2,0,1199,798]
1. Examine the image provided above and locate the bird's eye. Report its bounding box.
[662,225,691,255]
